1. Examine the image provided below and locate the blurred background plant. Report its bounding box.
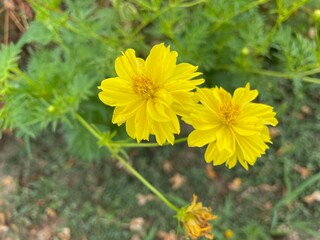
[0,0,320,239]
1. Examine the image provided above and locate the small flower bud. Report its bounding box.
[47,105,55,112]
[313,9,320,23]
[241,47,250,56]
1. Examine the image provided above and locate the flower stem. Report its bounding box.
[114,154,179,212]
[116,137,187,148]
[75,113,180,212]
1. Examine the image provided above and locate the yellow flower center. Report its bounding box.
[133,74,154,99]
[219,103,240,126]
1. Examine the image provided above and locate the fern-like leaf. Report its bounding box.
[0,44,21,91]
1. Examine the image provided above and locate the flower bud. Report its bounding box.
[176,195,217,239]
[313,9,320,23]
[47,105,55,112]
[241,47,250,56]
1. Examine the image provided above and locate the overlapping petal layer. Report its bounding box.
[98,43,204,145]
[187,84,278,169]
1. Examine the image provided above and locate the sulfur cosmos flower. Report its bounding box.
[98,43,204,145]
[187,84,278,170]
[176,194,217,239]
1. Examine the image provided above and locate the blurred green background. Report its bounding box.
[0,0,320,239]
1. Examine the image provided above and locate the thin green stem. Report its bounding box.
[214,64,320,84]
[116,137,188,148]
[258,0,310,54]
[114,154,179,212]
[315,22,320,62]
[258,19,281,54]
[75,113,180,212]
[129,4,172,39]
[301,76,320,84]
[75,114,102,140]
[211,0,270,32]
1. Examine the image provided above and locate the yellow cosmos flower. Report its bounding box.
[187,84,278,170]
[98,43,204,145]
[176,194,217,239]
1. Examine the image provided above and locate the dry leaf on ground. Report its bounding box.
[228,178,242,191]
[45,208,57,219]
[163,160,173,173]
[170,173,185,190]
[205,165,217,180]
[129,217,144,232]
[157,230,179,240]
[136,193,155,206]
[303,191,320,204]
[294,164,311,179]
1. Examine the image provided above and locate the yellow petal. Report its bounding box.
[145,43,177,84]
[154,88,174,106]
[235,134,268,164]
[197,88,221,114]
[146,98,171,122]
[231,121,262,136]
[215,126,235,155]
[98,77,136,106]
[112,100,144,124]
[152,121,177,145]
[241,103,278,126]
[225,154,238,169]
[134,102,150,142]
[115,49,140,81]
[126,117,136,139]
[205,142,228,166]
[232,83,258,105]
[188,129,217,147]
[167,63,202,82]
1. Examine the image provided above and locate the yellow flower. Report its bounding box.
[176,194,217,239]
[98,43,204,145]
[187,84,278,169]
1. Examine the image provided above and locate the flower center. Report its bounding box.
[219,103,240,126]
[133,74,154,99]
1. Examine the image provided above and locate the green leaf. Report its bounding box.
[0,43,21,92]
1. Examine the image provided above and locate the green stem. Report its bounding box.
[210,0,270,32]
[214,64,320,84]
[75,114,101,140]
[114,154,179,212]
[315,22,320,62]
[116,137,188,148]
[75,113,180,212]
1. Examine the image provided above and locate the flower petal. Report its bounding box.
[188,129,217,147]
[98,77,136,106]
[112,99,144,124]
[232,83,258,106]
[152,121,177,145]
[215,126,235,155]
[204,142,228,165]
[167,63,202,82]
[115,49,142,81]
[134,102,150,142]
[145,43,177,84]
[146,98,171,122]
[241,103,278,126]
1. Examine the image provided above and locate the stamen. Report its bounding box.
[219,103,240,126]
[132,74,154,99]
